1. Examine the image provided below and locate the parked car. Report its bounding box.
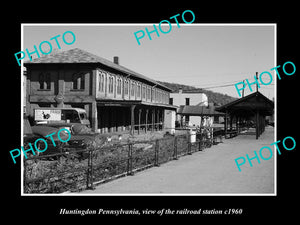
[24,115,91,158]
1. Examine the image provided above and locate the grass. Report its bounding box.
[24,133,204,193]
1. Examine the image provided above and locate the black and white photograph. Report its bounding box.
[21,24,276,196]
[3,5,298,220]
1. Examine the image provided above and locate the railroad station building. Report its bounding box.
[24,48,177,134]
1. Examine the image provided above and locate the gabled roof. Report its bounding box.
[177,105,224,116]
[216,91,274,116]
[24,48,172,92]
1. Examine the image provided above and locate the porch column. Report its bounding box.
[224,110,228,138]
[138,108,142,134]
[236,116,239,134]
[145,109,149,133]
[230,115,233,131]
[91,101,98,132]
[256,109,259,139]
[130,105,136,135]
[152,108,155,132]
[162,109,165,130]
[156,109,160,131]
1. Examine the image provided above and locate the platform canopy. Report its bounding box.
[216,92,273,116]
[216,92,274,139]
[177,105,224,116]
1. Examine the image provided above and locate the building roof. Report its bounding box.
[216,91,274,116]
[171,90,205,94]
[24,48,172,92]
[177,105,224,116]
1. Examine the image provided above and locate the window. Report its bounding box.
[99,72,105,92]
[137,84,141,98]
[72,73,85,90]
[164,92,168,104]
[185,115,190,123]
[39,73,51,90]
[185,98,190,105]
[142,86,146,99]
[61,110,81,123]
[169,97,173,105]
[158,91,161,103]
[131,81,135,96]
[146,87,151,100]
[116,78,122,95]
[124,80,129,95]
[108,76,114,94]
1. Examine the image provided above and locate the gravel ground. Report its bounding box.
[78,126,275,195]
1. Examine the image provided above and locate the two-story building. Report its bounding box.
[24,48,176,134]
[170,88,208,126]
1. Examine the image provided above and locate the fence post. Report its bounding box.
[187,141,192,155]
[86,149,94,190]
[23,159,27,193]
[127,143,134,176]
[198,139,202,151]
[173,136,178,160]
[154,139,160,167]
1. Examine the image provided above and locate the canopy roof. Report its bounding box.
[216,92,274,117]
[177,105,224,116]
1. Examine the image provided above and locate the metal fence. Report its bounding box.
[23,131,219,194]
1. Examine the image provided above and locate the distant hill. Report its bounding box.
[157,81,237,106]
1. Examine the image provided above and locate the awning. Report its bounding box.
[177,105,224,116]
[96,99,178,110]
[216,91,274,116]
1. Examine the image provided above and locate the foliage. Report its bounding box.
[158,81,237,106]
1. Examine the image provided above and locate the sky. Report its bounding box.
[23,24,275,100]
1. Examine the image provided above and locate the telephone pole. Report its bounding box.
[242,80,245,97]
[256,72,258,92]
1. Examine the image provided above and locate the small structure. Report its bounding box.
[177,103,224,127]
[170,88,208,126]
[216,92,274,139]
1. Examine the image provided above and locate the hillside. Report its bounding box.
[158,81,237,106]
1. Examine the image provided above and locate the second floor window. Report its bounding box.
[72,73,85,90]
[124,80,129,95]
[146,87,151,100]
[117,78,122,95]
[185,98,190,105]
[108,76,114,94]
[142,86,146,99]
[99,73,105,92]
[137,84,141,98]
[39,73,51,90]
[131,82,135,96]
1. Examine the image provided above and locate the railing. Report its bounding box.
[23,132,217,194]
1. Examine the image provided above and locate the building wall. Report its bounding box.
[95,68,169,104]
[170,91,208,107]
[25,63,172,131]
[170,90,208,127]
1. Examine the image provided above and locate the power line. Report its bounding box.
[198,83,237,89]
[192,81,275,89]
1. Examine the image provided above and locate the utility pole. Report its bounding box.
[242,80,245,98]
[256,72,258,92]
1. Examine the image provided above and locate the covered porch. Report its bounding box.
[95,100,177,135]
[216,92,274,139]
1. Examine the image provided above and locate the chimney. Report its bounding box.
[113,56,119,65]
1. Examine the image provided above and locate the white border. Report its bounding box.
[21,23,277,196]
